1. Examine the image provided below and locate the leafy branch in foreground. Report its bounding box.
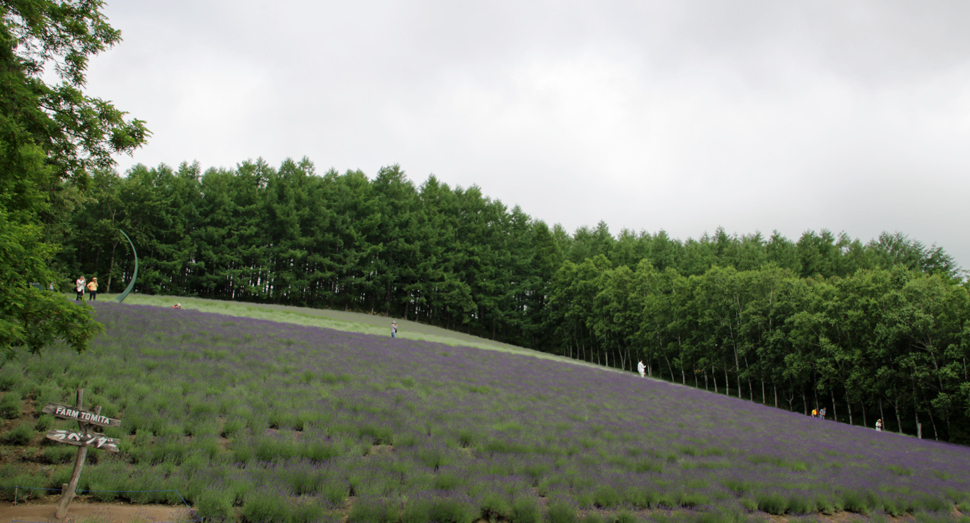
[0,0,148,360]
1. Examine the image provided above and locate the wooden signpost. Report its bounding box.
[45,430,121,453]
[42,403,122,429]
[43,389,123,519]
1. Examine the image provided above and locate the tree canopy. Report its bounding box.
[1,0,148,359]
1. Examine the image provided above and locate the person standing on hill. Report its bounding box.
[637,360,646,377]
[86,277,98,301]
[811,408,817,418]
[819,408,826,419]
[875,419,883,432]
[391,322,398,338]
[75,276,85,301]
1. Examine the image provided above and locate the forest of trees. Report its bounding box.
[60,158,970,443]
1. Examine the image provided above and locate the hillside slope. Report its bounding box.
[1,301,969,523]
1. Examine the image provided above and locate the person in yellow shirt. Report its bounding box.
[86,277,98,301]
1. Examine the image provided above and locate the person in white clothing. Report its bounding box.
[75,276,85,301]
[637,360,646,378]
[875,419,882,432]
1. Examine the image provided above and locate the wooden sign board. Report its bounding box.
[46,430,120,453]
[42,403,121,428]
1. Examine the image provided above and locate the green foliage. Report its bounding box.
[546,500,578,523]
[290,500,328,523]
[1,0,146,361]
[348,496,397,523]
[841,491,870,515]
[694,508,747,523]
[594,485,621,508]
[195,490,237,523]
[0,368,22,391]
[34,413,55,431]
[511,495,541,523]
[40,445,76,464]
[613,512,638,523]
[756,492,788,515]
[241,490,290,523]
[1,422,33,445]
[479,491,512,520]
[0,392,21,418]
[786,495,813,515]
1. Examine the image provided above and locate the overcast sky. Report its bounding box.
[87,1,970,269]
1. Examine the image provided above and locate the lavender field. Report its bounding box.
[2,302,970,523]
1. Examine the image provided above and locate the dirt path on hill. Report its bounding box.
[0,499,193,522]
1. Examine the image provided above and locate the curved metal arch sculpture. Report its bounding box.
[115,230,139,303]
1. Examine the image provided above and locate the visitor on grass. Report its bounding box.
[75,276,85,301]
[638,360,646,377]
[876,419,883,432]
[172,303,182,309]
[391,321,398,338]
[819,408,826,419]
[812,408,817,418]
[86,277,98,301]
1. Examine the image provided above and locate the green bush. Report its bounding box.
[655,493,677,509]
[232,444,254,463]
[348,496,397,523]
[321,478,348,507]
[0,369,23,392]
[40,445,76,464]
[841,491,870,515]
[221,418,243,438]
[576,491,595,509]
[2,423,33,445]
[511,495,541,523]
[614,512,638,523]
[196,490,237,523]
[546,499,578,523]
[401,496,432,523]
[435,472,461,490]
[786,495,813,514]
[634,460,663,474]
[291,499,326,523]
[869,513,888,523]
[86,481,118,502]
[34,414,55,432]
[428,496,477,523]
[814,495,834,515]
[622,487,657,509]
[920,495,949,513]
[303,441,340,462]
[882,499,902,517]
[479,490,512,520]
[288,467,321,496]
[720,478,749,497]
[0,393,22,419]
[757,492,788,515]
[242,490,290,523]
[594,485,621,508]
[581,514,604,523]
[48,464,73,490]
[3,472,47,501]
[915,511,958,523]
[694,507,746,523]
[678,492,709,509]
